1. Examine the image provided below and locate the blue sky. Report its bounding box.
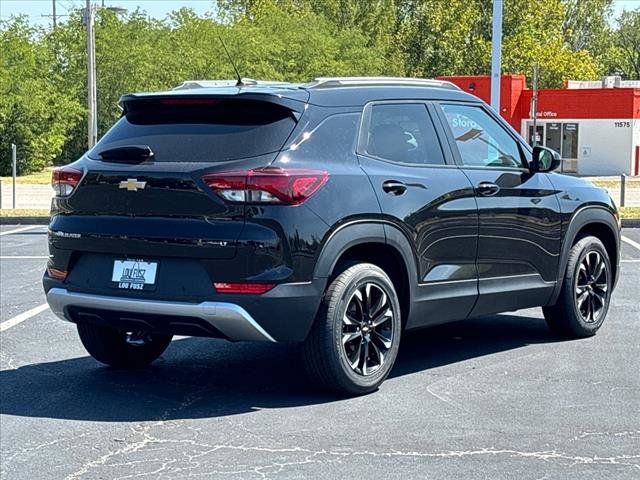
[1,0,638,26]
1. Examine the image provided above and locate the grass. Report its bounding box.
[0,208,49,218]
[620,207,640,219]
[0,168,53,185]
[592,179,640,189]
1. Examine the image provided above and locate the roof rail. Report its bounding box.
[306,77,460,90]
[173,79,291,90]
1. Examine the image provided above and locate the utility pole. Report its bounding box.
[531,63,539,146]
[11,144,17,209]
[490,0,503,112]
[52,0,57,29]
[85,0,97,149]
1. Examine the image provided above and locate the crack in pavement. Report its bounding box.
[1,433,92,469]
[61,436,640,479]
[575,431,640,439]
[63,392,205,480]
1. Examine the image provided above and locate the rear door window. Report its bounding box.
[89,99,297,163]
[363,103,445,166]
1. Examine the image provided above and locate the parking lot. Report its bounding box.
[0,225,639,479]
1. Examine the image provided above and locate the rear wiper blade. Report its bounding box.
[97,145,154,162]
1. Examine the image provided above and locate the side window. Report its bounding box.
[365,104,445,166]
[440,104,525,169]
[286,113,359,164]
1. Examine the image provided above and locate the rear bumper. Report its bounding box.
[47,287,276,342]
[44,277,326,342]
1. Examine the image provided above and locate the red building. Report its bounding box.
[438,74,640,176]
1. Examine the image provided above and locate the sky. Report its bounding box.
[0,0,639,26]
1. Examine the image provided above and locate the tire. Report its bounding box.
[77,323,172,368]
[303,263,402,396]
[543,235,612,338]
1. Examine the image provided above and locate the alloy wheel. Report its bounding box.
[575,250,609,323]
[341,282,395,376]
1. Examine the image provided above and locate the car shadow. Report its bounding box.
[0,313,564,422]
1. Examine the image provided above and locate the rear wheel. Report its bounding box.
[543,236,612,338]
[77,323,172,368]
[303,263,402,396]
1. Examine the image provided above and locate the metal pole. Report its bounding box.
[86,0,97,149]
[620,174,626,207]
[531,64,538,147]
[490,0,503,112]
[52,0,57,29]
[11,143,17,209]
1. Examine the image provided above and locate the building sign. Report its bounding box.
[536,111,558,118]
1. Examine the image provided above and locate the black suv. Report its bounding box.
[44,77,620,395]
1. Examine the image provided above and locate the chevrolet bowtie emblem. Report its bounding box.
[119,179,147,191]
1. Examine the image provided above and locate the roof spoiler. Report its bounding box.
[117,93,307,119]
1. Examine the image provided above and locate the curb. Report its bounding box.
[622,219,640,228]
[2,216,640,228]
[0,217,50,225]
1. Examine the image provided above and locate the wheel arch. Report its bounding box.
[548,206,620,305]
[313,221,418,327]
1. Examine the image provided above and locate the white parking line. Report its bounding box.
[0,303,49,333]
[621,259,640,263]
[621,235,640,253]
[0,256,49,259]
[0,225,42,236]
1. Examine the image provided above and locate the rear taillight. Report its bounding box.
[214,282,275,294]
[202,167,328,205]
[47,267,68,280]
[52,166,83,197]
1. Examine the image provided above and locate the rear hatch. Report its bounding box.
[51,92,306,264]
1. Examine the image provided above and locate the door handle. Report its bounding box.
[382,180,407,196]
[476,182,500,196]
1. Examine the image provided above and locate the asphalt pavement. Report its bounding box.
[1,225,639,479]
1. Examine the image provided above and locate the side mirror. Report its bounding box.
[531,146,561,172]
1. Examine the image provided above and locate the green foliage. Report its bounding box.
[609,10,640,79]
[0,17,83,175]
[0,0,638,173]
[562,0,613,55]
[396,0,489,77]
[395,0,603,87]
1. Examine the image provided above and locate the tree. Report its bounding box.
[611,9,640,79]
[0,0,634,173]
[0,17,82,174]
[393,0,601,87]
[498,0,601,87]
[395,0,489,77]
[562,0,613,54]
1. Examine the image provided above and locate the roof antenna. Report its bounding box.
[218,34,245,87]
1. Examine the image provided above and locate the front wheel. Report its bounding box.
[77,323,172,368]
[543,235,612,338]
[303,263,402,396]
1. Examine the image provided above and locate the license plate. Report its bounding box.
[111,259,158,291]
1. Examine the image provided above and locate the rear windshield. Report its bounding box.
[89,99,297,162]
